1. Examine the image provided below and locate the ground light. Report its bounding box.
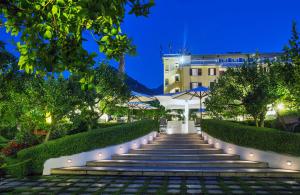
[287,161,292,166]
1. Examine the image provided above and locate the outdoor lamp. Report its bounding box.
[277,103,284,111]
[119,146,123,153]
[45,112,52,124]
[286,161,292,166]
[249,152,254,157]
[67,159,72,164]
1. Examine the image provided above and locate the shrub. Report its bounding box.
[1,141,28,156]
[0,135,8,147]
[202,119,300,156]
[6,120,158,176]
[67,122,123,135]
[0,127,18,140]
[231,119,284,130]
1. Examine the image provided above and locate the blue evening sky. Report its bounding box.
[1,0,300,88]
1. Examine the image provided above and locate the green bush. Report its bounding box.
[0,136,8,149]
[67,122,123,135]
[0,127,18,140]
[202,119,300,156]
[231,119,284,130]
[6,120,157,176]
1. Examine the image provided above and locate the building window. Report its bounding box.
[190,82,198,89]
[190,68,202,76]
[198,68,202,76]
[175,88,180,93]
[208,68,216,76]
[175,75,180,82]
[165,66,169,72]
[219,70,225,75]
[165,79,169,86]
[210,81,215,88]
[190,82,202,89]
[227,58,233,62]
[238,58,244,62]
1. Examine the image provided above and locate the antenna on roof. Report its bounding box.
[168,42,173,53]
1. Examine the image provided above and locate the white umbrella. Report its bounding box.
[129,91,155,102]
[173,86,209,120]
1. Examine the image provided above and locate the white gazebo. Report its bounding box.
[155,93,206,134]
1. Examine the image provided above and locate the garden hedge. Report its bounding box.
[202,119,300,156]
[0,136,8,149]
[6,120,158,177]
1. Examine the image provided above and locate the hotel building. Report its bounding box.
[162,52,281,94]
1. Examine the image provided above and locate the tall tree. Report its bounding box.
[281,21,300,109]
[205,58,284,127]
[0,0,154,77]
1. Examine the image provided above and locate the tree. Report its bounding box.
[75,63,130,130]
[280,21,300,109]
[0,0,154,77]
[205,58,284,127]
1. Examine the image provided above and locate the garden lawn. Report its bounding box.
[202,119,300,156]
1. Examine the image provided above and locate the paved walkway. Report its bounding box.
[1,175,300,194]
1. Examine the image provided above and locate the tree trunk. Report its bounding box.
[254,116,259,127]
[118,54,125,73]
[258,111,266,127]
[44,130,51,142]
[276,110,288,131]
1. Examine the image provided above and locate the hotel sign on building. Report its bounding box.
[162,52,281,94]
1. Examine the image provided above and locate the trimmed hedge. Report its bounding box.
[0,136,8,149]
[202,119,300,156]
[6,120,158,177]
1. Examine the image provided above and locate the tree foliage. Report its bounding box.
[0,41,130,144]
[205,59,285,127]
[280,21,300,109]
[0,0,154,76]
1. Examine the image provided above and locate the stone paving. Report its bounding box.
[1,175,300,194]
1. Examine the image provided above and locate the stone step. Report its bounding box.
[130,148,223,154]
[142,143,213,149]
[51,166,300,178]
[152,140,207,144]
[112,154,240,160]
[86,160,269,168]
[156,134,202,137]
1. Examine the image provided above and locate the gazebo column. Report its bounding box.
[184,100,189,133]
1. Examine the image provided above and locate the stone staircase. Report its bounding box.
[51,133,300,177]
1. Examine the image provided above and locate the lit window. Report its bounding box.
[165,79,169,86]
[208,68,216,76]
[190,68,202,76]
[190,82,199,89]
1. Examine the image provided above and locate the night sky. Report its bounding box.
[1,0,300,89]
